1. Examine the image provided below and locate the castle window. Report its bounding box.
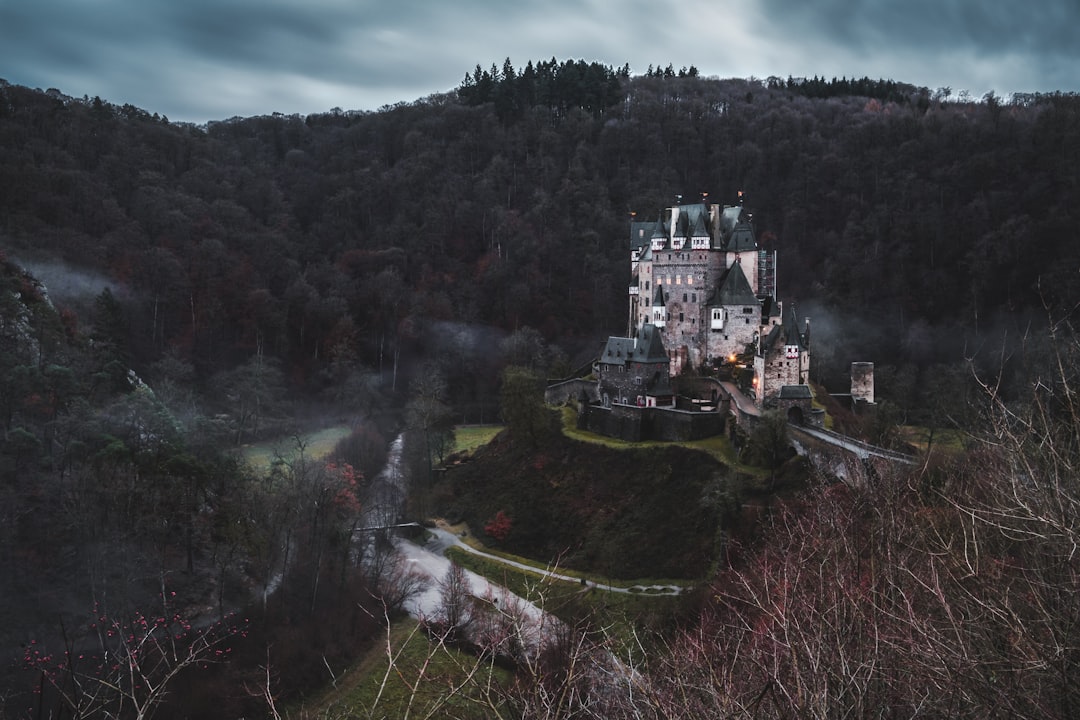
[679,312,684,322]
[687,276,693,284]
[745,318,750,324]
[676,275,682,285]
[683,293,687,302]
[692,293,697,302]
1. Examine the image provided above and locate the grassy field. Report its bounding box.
[292,618,512,720]
[238,425,352,472]
[897,425,970,453]
[451,424,504,456]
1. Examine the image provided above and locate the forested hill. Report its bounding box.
[1,67,1078,403]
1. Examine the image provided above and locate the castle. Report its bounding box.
[624,194,809,406]
[545,193,876,441]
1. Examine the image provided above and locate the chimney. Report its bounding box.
[804,317,810,347]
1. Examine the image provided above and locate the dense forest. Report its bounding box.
[2,59,1080,717]
[2,63,1079,401]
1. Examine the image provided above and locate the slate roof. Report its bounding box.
[689,210,711,245]
[650,217,668,246]
[727,222,757,251]
[719,204,744,237]
[779,385,812,400]
[653,284,666,307]
[710,261,758,307]
[762,323,784,353]
[674,211,689,238]
[599,323,669,365]
[762,303,806,353]
[629,221,653,252]
[783,303,804,347]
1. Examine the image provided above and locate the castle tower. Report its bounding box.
[651,285,667,328]
[851,362,875,404]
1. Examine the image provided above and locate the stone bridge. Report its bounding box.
[788,423,917,485]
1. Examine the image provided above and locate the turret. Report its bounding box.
[650,217,667,252]
[671,211,688,250]
[651,285,667,328]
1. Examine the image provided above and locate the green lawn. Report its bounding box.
[451,424,504,456]
[238,425,352,472]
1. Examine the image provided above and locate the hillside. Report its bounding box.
[3,62,1080,716]
[2,70,1078,416]
[434,421,743,580]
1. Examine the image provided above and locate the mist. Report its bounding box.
[16,257,122,316]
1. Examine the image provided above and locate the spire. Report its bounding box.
[650,215,667,251]
[652,285,666,328]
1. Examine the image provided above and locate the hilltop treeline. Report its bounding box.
[458,58,626,121]
[771,74,925,104]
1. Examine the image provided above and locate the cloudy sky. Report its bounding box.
[2,0,1077,124]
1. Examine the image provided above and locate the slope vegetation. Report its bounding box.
[436,426,735,580]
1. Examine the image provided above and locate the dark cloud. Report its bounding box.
[756,0,1080,93]
[1,0,1077,123]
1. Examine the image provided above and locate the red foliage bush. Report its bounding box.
[484,510,512,541]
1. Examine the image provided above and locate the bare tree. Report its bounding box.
[435,562,473,640]
[25,596,246,720]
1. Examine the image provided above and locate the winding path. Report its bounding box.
[421,527,685,596]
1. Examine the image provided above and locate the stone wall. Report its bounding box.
[583,403,726,442]
[545,378,597,406]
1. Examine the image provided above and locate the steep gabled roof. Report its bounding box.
[629,221,653,252]
[673,211,689,238]
[711,261,758,307]
[688,210,711,245]
[783,303,804,347]
[762,323,784,354]
[779,385,812,400]
[762,303,806,353]
[650,216,668,246]
[653,284,666,306]
[599,323,669,365]
[719,204,744,237]
[600,336,636,363]
[634,323,669,363]
[727,222,757,251]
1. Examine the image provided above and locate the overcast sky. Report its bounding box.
[2,0,1077,124]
